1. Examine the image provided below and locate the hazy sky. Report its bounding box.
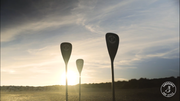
[1,0,179,86]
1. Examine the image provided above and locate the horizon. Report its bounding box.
[1,0,179,86]
[1,76,179,87]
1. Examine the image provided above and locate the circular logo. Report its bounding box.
[62,44,70,51]
[108,35,116,44]
[160,81,176,97]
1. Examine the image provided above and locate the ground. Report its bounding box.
[1,87,179,101]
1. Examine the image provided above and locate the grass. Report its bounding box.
[1,87,179,101]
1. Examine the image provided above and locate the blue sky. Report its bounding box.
[1,0,179,86]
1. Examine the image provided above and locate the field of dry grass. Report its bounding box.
[1,87,179,101]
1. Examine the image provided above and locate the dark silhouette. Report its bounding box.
[60,42,72,101]
[60,42,72,64]
[1,77,179,101]
[76,59,84,101]
[1,76,179,91]
[106,33,119,101]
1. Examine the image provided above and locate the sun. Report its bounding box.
[61,70,79,85]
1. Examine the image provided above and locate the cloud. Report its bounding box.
[1,14,78,42]
[1,0,78,28]
[1,0,179,86]
[1,0,79,42]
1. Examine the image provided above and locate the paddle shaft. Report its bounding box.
[66,64,68,101]
[111,60,115,101]
[79,73,81,101]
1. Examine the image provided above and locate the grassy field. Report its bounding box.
[1,87,179,101]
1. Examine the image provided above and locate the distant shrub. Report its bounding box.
[1,76,179,91]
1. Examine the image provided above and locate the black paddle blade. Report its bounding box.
[106,33,119,62]
[60,42,72,64]
[76,59,84,74]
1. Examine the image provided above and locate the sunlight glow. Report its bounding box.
[61,70,79,85]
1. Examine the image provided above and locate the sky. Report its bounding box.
[1,0,179,86]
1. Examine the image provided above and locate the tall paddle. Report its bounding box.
[105,33,119,101]
[76,59,84,101]
[60,42,72,101]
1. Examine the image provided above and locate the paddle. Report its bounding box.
[60,42,72,101]
[105,33,119,101]
[76,59,84,101]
